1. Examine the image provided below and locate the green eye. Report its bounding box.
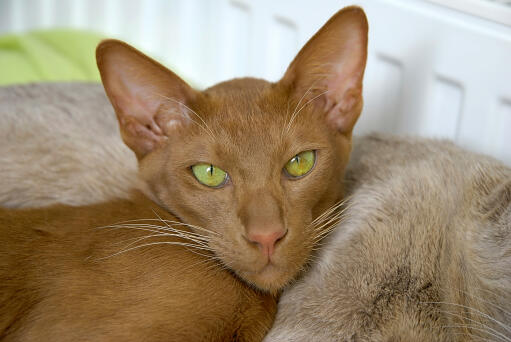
[192,163,228,188]
[284,150,316,178]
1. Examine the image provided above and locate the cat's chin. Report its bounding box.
[238,263,293,293]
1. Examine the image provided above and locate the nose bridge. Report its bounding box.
[241,188,283,232]
[241,188,287,258]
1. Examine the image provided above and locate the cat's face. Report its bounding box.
[97,6,368,291]
[140,79,351,291]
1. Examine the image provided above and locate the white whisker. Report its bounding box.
[457,288,511,317]
[154,93,215,139]
[442,324,509,342]
[425,301,511,334]
[101,224,209,246]
[450,331,500,342]
[285,89,330,135]
[282,83,316,138]
[309,197,350,227]
[437,309,510,342]
[97,241,215,261]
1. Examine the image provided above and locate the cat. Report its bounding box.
[94,5,368,293]
[264,134,511,342]
[0,193,276,341]
[0,83,137,208]
[0,5,369,340]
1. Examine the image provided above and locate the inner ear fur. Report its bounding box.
[96,39,197,159]
[280,6,368,134]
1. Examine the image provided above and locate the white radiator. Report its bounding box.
[1,0,510,165]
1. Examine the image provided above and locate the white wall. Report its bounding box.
[1,0,510,165]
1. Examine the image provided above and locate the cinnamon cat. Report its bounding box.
[0,6,368,340]
[265,134,511,342]
[95,5,367,292]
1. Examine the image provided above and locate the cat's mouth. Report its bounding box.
[240,259,275,275]
[236,260,292,292]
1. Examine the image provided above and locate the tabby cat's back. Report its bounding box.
[0,193,276,342]
[265,134,511,342]
[0,83,137,208]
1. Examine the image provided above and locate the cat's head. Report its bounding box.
[96,6,368,292]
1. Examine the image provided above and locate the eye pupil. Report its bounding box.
[284,150,316,178]
[192,163,228,188]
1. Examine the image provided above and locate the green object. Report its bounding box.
[284,150,316,178]
[0,29,103,86]
[192,163,229,188]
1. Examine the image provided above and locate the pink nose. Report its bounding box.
[247,229,287,257]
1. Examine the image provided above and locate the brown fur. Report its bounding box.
[95,6,368,292]
[265,134,511,342]
[0,192,276,341]
[0,6,369,341]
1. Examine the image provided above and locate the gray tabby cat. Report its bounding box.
[265,134,511,342]
[0,83,137,208]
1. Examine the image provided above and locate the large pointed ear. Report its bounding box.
[280,6,368,135]
[96,39,197,159]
